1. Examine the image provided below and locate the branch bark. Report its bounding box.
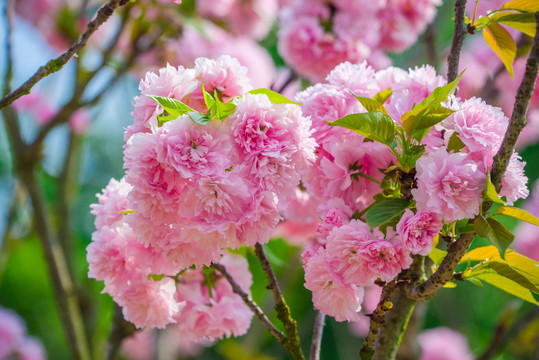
[254,244,305,360]
[447,0,468,84]
[0,0,129,110]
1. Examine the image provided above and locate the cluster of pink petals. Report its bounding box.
[303,220,412,321]
[277,0,440,82]
[174,254,254,341]
[196,0,278,40]
[396,209,442,256]
[413,149,486,222]
[89,56,316,331]
[418,327,473,360]
[0,307,46,360]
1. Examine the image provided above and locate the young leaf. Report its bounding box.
[401,72,462,135]
[483,23,517,77]
[473,216,515,259]
[202,83,216,110]
[248,88,301,105]
[188,112,211,125]
[147,95,195,116]
[466,278,484,287]
[473,273,539,305]
[365,198,410,228]
[447,132,465,152]
[501,0,539,12]
[490,12,536,37]
[213,99,237,120]
[354,95,389,115]
[373,88,392,104]
[483,171,506,204]
[495,206,539,226]
[328,111,396,146]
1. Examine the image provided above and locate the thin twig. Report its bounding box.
[0,0,129,110]
[309,311,325,360]
[270,69,298,94]
[254,243,305,360]
[2,0,14,96]
[447,0,468,84]
[211,262,286,344]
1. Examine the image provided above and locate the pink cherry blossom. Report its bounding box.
[120,277,182,329]
[442,97,508,162]
[396,209,442,256]
[418,327,473,360]
[90,178,132,230]
[303,247,364,322]
[228,93,316,199]
[500,152,529,205]
[0,308,25,358]
[412,149,486,222]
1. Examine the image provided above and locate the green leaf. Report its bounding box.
[428,248,448,265]
[365,199,410,228]
[466,278,484,287]
[213,99,236,120]
[147,95,195,116]
[248,88,301,105]
[328,111,396,146]
[502,0,539,12]
[495,206,539,226]
[447,132,466,152]
[373,88,392,104]
[157,115,176,127]
[474,273,539,305]
[147,274,165,281]
[483,171,506,204]
[202,83,216,110]
[188,112,211,125]
[443,281,457,288]
[401,72,462,136]
[344,87,390,115]
[490,12,536,37]
[473,216,515,259]
[483,23,517,77]
[120,209,136,215]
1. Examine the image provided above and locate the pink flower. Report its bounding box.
[12,91,56,126]
[442,97,508,162]
[277,1,378,82]
[316,198,354,239]
[418,327,473,360]
[379,0,441,53]
[274,188,320,245]
[120,277,182,329]
[90,178,132,230]
[228,93,316,199]
[125,64,197,141]
[174,254,254,340]
[0,308,25,358]
[69,109,91,135]
[189,55,252,112]
[16,337,46,360]
[303,247,365,322]
[156,118,232,179]
[500,152,528,205]
[396,209,442,256]
[412,149,486,222]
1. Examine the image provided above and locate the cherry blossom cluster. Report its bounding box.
[87,56,316,332]
[293,61,529,321]
[0,307,46,360]
[278,0,441,82]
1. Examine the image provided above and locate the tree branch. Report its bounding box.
[360,280,398,360]
[211,262,286,344]
[0,0,129,110]
[106,305,136,360]
[447,0,468,84]
[254,243,305,360]
[309,311,325,360]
